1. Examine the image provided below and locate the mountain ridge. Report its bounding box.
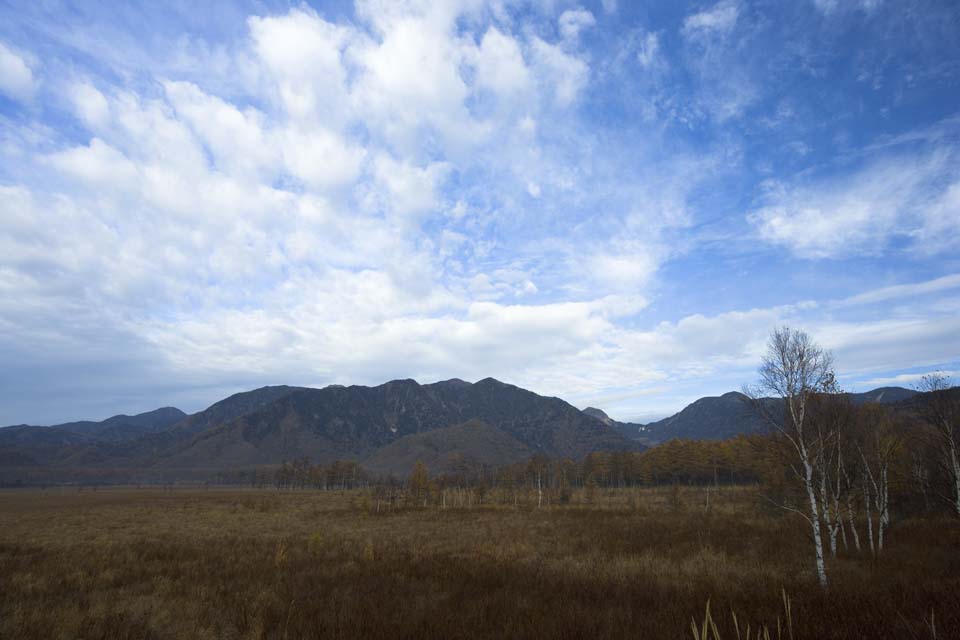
[590,386,919,444]
[0,378,638,483]
[0,382,928,483]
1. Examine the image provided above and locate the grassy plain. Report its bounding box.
[1,486,958,639]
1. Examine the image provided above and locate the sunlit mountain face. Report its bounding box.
[1,0,959,426]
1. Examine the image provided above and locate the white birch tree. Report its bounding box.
[746,326,836,589]
[853,404,899,555]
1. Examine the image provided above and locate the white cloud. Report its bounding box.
[530,37,590,106]
[861,371,958,387]
[558,9,596,42]
[749,149,958,258]
[0,41,36,101]
[68,82,110,129]
[4,0,954,427]
[473,27,531,97]
[282,126,366,191]
[248,9,353,124]
[911,179,960,254]
[372,154,450,220]
[586,251,660,292]
[163,80,277,179]
[683,1,740,35]
[636,32,660,68]
[837,273,960,307]
[813,0,883,15]
[45,138,140,187]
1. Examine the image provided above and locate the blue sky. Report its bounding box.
[1,0,958,425]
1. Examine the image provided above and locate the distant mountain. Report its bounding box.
[1,381,921,484]
[582,407,649,443]
[3,407,187,442]
[153,378,638,476]
[613,386,920,443]
[0,426,98,466]
[639,392,769,442]
[54,407,187,442]
[849,387,918,405]
[0,378,639,483]
[582,407,613,425]
[169,386,306,438]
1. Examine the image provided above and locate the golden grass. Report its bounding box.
[0,485,957,639]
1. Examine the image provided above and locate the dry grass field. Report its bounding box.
[1,485,958,639]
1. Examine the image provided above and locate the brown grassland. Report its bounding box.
[1,485,959,639]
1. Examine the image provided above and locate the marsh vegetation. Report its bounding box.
[1,485,957,639]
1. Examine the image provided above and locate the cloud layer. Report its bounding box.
[1,0,959,424]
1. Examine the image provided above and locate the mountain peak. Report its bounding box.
[476,377,507,386]
[582,407,613,425]
[437,378,471,386]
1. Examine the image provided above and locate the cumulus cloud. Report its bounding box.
[1,0,958,425]
[0,41,35,101]
[68,82,110,129]
[529,37,590,106]
[473,27,531,97]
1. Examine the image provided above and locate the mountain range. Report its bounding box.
[586,386,919,444]
[0,380,920,484]
[0,378,634,483]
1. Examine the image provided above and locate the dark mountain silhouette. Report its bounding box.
[0,381,925,484]
[54,407,187,442]
[152,378,637,476]
[169,386,306,438]
[592,386,920,443]
[0,426,98,466]
[582,407,649,443]
[849,386,917,405]
[1,378,638,483]
[582,407,613,425]
[639,392,769,442]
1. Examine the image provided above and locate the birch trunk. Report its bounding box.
[537,472,543,509]
[803,458,828,588]
[878,466,889,552]
[846,491,861,552]
[951,439,960,517]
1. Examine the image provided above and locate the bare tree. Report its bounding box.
[746,326,836,589]
[917,373,960,516]
[807,391,855,559]
[852,404,899,554]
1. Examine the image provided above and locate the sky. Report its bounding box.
[1,0,959,425]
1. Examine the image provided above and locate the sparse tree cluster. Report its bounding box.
[744,326,958,588]
[270,458,368,490]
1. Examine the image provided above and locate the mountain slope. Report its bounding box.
[361,419,532,477]
[55,407,187,442]
[153,378,639,475]
[636,386,918,443]
[0,426,100,466]
[168,386,306,438]
[583,407,648,442]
